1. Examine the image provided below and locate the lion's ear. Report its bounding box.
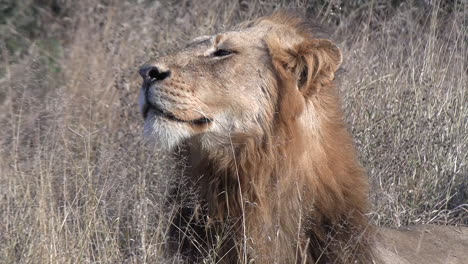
[296,39,342,94]
[269,37,342,96]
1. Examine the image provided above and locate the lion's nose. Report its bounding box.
[139,64,171,82]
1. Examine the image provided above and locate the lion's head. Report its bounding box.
[139,11,341,151]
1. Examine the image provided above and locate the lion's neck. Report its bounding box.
[185,95,368,215]
[182,95,373,262]
[186,120,311,216]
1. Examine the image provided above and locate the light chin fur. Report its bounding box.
[143,115,191,151]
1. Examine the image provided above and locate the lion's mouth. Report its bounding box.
[143,103,212,125]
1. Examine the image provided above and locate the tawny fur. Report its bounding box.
[140,10,375,263]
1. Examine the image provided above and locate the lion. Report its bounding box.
[138,10,467,263]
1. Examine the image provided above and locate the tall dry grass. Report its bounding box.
[1,0,467,263]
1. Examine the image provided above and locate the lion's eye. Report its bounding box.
[213,49,234,57]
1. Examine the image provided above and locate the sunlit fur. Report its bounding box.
[140,10,375,263]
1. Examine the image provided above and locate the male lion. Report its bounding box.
[138,10,467,264]
[139,10,372,263]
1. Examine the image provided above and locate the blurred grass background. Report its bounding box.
[0,0,467,263]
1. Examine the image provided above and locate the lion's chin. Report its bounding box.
[143,115,192,150]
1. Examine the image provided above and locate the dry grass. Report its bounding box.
[0,0,466,263]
